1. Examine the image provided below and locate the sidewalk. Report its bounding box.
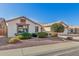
[0,41,79,56]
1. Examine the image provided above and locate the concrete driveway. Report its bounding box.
[0,36,8,46]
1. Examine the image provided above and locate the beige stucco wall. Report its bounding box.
[7,18,42,37]
[43,26,51,32]
[7,19,19,37]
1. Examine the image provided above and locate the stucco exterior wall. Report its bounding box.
[7,19,19,37]
[7,18,41,37]
[26,20,41,33]
[43,26,51,32]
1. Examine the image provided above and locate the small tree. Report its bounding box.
[51,23,65,37]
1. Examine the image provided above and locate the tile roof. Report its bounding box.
[43,21,69,27]
[6,16,42,26]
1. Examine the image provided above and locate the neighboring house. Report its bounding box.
[43,21,69,34]
[43,21,79,35]
[43,21,79,34]
[67,26,79,34]
[6,16,43,37]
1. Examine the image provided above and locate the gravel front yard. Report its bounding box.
[0,37,67,50]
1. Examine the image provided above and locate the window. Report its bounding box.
[71,29,73,33]
[20,19,26,23]
[35,26,39,32]
[17,25,23,33]
[68,29,73,34]
[17,25,29,33]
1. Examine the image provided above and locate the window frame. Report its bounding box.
[17,24,29,34]
[35,26,39,32]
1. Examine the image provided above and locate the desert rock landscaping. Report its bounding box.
[0,37,67,51]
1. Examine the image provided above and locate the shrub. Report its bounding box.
[66,37,73,40]
[51,23,65,37]
[51,23,65,33]
[37,32,48,38]
[16,35,24,39]
[15,33,22,36]
[8,37,20,44]
[15,33,18,36]
[18,32,32,39]
[32,33,37,37]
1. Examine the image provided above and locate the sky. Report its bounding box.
[0,3,79,25]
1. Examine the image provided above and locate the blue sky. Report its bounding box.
[0,3,79,25]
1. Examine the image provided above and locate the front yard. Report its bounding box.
[0,37,67,50]
[0,32,72,51]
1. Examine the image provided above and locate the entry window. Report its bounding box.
[17,25,29,33]
[35,26,39,32]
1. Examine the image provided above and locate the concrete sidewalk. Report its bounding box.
[0,41,79,56]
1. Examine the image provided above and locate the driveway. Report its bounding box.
[59,34,79,40]
[0,36,8,46]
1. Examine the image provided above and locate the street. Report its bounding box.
[59,49,79,56]
[39,44,79,56]
[0,41,79,56]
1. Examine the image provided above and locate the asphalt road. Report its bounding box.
[38,46,79,56]
[59,50,79,56]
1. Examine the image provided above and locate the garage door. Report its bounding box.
[0,29,6,36]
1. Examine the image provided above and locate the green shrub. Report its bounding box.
[51,23,65,37]
[32,33,37,37]
[8,37,20,44]
[37,32,48,38]
[51,23,65,33]
[18,32,32,40]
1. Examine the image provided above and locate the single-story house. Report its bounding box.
[43,21,79,35]
[0,16,43,37]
